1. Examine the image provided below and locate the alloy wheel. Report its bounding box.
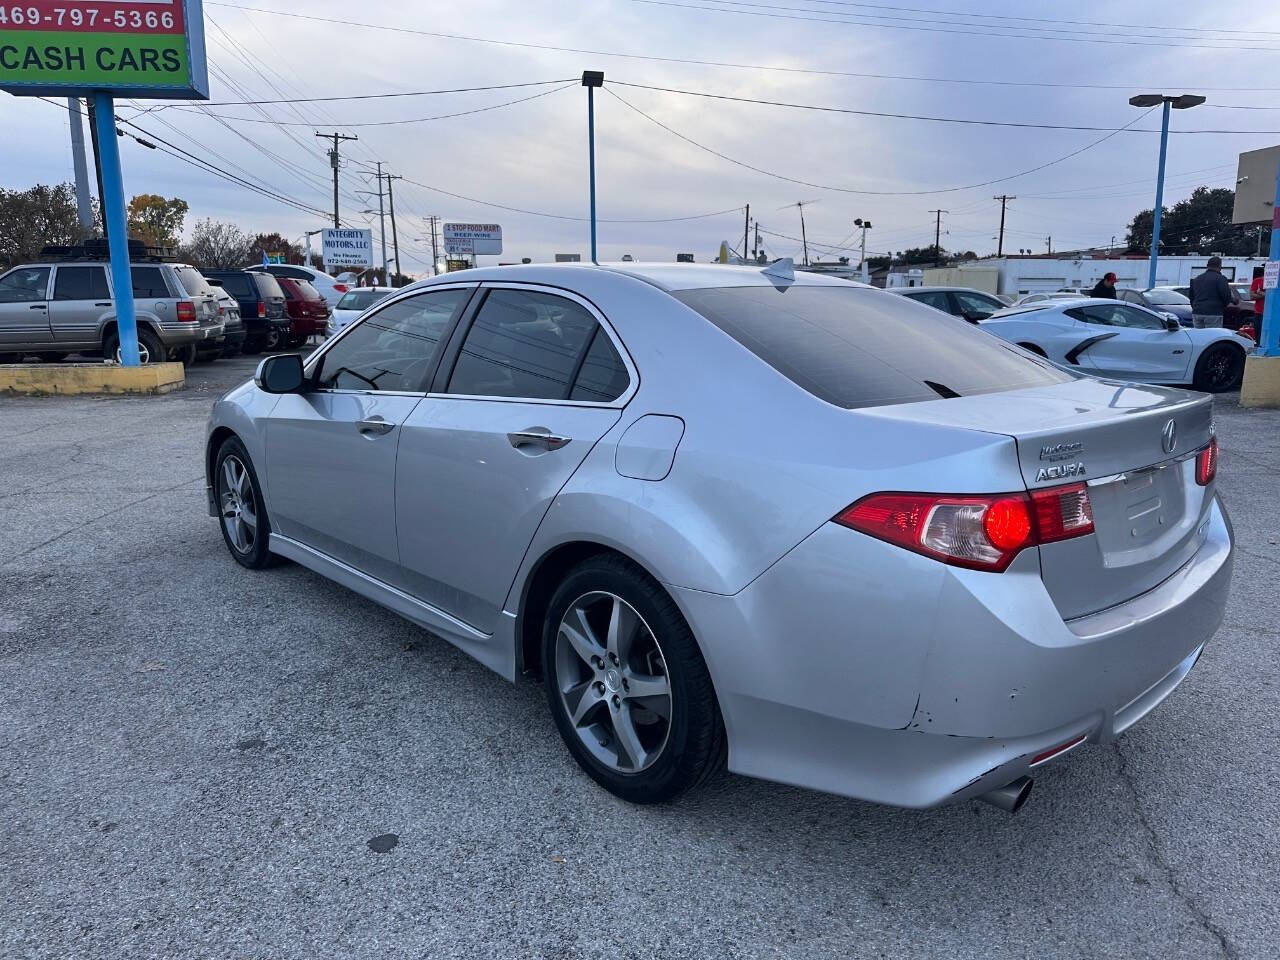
[218,455,258,555]
[114,339,153,364]
[554,591,672,774]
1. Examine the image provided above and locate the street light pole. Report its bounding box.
[582,71,604,264]
[1129,93,1205,290]
[854,218,872,282]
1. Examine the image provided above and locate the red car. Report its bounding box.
[273,277,331,348]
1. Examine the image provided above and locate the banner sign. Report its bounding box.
[0,0,208,98]
[443,222,502,256]
[321,227,373,269]
[1265,261,1279,292]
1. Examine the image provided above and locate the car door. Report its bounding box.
[48,265,111,345]
[902,290,955,316]
[0,266,52,348]
[394,284,635,634]
[1068,303,1192,382]
[265,286,474,586]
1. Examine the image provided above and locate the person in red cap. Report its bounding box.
[1090,272,1118,299]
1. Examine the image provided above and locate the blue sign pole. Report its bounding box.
[1147,99,1171,291]
[91,92,140,366]
[1257,171,1280,358]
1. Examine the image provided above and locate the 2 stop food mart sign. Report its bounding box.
[0,0,208,97]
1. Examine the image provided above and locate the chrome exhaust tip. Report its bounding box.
[979,776,1033,814]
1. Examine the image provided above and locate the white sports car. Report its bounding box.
[980,298,1253,392]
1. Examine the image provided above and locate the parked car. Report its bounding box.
[1014,291,1089,306]
[203,270,290,355]
[248,263,349,309]
[981,298,1252,391]
[0,254,222,365]
[1169,284,1256,333]
[327,286,395,337]
[890,286,1007,322]
[206,263,1233,813]
[1120,287,1193,326]
[206,283,247,359]
[277,276,330,348]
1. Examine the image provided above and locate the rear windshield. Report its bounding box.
[252,273,286,299]
[674,285,1072,409]
[286,278,323,301]
[173,266,212,297]
[337,290,391,311]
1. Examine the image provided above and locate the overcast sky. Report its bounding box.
[4,0,1280,273]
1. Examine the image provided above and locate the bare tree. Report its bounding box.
[180,219,253,271]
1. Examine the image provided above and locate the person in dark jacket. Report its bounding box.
[1090,272,1117,298]
[1189,257,1239,328]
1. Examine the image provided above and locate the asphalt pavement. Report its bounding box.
[2,353,1278,959]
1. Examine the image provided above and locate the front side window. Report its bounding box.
[315,288,468,392]
[0,267,50,303]
[53,265,110,301]
[953,291,1001,316]
[904,291,952,312]
[446,289,600,400]
[130,266,169,299]
[674,285,1071,409]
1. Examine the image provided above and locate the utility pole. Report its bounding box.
[425,216,441,275]
[929,209,948,266]
[384,172,403,283]
[854,218,872,281]
[753,221,761,263]
[1047,236,1053,255]
[315,131,358,228]
[743,204,750,265]
[782,201,816,266]
[67,97,95,238]
[993,195,1015,257]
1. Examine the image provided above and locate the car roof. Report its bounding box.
[888,285,996,295]
[400,262,869,294]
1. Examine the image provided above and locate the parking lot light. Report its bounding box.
[1130,93,1205,289]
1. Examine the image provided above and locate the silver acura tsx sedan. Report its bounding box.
[206,263,1233,813]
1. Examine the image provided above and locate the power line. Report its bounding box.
[203,4,1280,93]
[607,80,1280,134]
[605,86,1159,197]
[633,0,1280,52]
[186,79,579,108]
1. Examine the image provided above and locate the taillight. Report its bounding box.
[176,301,197,322]
[257,300,266,318]
[333,283,348,294]
[834,482,1095,573]
[1196,437,1218,486]
[1238,323,1256,342]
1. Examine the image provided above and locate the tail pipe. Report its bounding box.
[979,776,1033,814]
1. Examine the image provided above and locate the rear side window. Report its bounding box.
[446,289,600,401]
[570,328,630,402]
[252,273,285,299]
[174,266,212,297]
[130,266,169,299]
[53,266,110,301]
[674,285,1071,409]
[905,291,952,312]
[217,274,255,299]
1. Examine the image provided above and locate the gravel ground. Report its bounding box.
[2,354,1278,960]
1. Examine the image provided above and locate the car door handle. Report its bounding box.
[357,417,396,436]
[508,428,571,451]
[94,302,112,307]
[29,304,46,310]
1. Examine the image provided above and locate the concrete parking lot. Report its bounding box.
[2,355,1278,959]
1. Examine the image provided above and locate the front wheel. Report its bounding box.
[1193,343,1245,392]
[542,555,725,804]
[213,437,277,570]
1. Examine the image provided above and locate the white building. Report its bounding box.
[927,255,1265,296]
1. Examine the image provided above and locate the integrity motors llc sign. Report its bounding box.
[0,0,208,97]
[321,227,374,269]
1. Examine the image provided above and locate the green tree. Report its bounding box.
[180,219,253,271]
[0,183,89,271]
[901,244,946,265]
[248,232,303,264]
[126,194,188,247]
[1125,186,1270,257]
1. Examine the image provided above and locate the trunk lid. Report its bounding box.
[862,378,1216,619]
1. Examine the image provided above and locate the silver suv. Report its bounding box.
[0,257,223,364]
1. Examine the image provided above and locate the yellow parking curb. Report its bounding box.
[0,362,185,396]
[1241,355,1280,408]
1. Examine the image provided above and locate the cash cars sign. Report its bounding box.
[0,0,208,97]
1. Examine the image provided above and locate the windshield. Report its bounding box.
[1144,289,1190,305]
[174,266,213,297]
[674,285,1071,409]
[336,290,391,311]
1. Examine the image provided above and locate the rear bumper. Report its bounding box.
[159,321,224,346]
[672,495,1233,808]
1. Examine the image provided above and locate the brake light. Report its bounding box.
[333,283,348,294]
[257,300,266,318]
[1196,437,1218,486]
[176,301,197,322]
[835,482,1095,572]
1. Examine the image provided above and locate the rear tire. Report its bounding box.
[241,336,265,356]
[542,554,726,804]
[213,437,278,570]
[0,352,22,364]
[1192,342,1245,392]
[104,327,166,365]
[265,327,286,352]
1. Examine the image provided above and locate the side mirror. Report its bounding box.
[1164,317,1181,332]
[961,310,988,323]
[255,353,305,393]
